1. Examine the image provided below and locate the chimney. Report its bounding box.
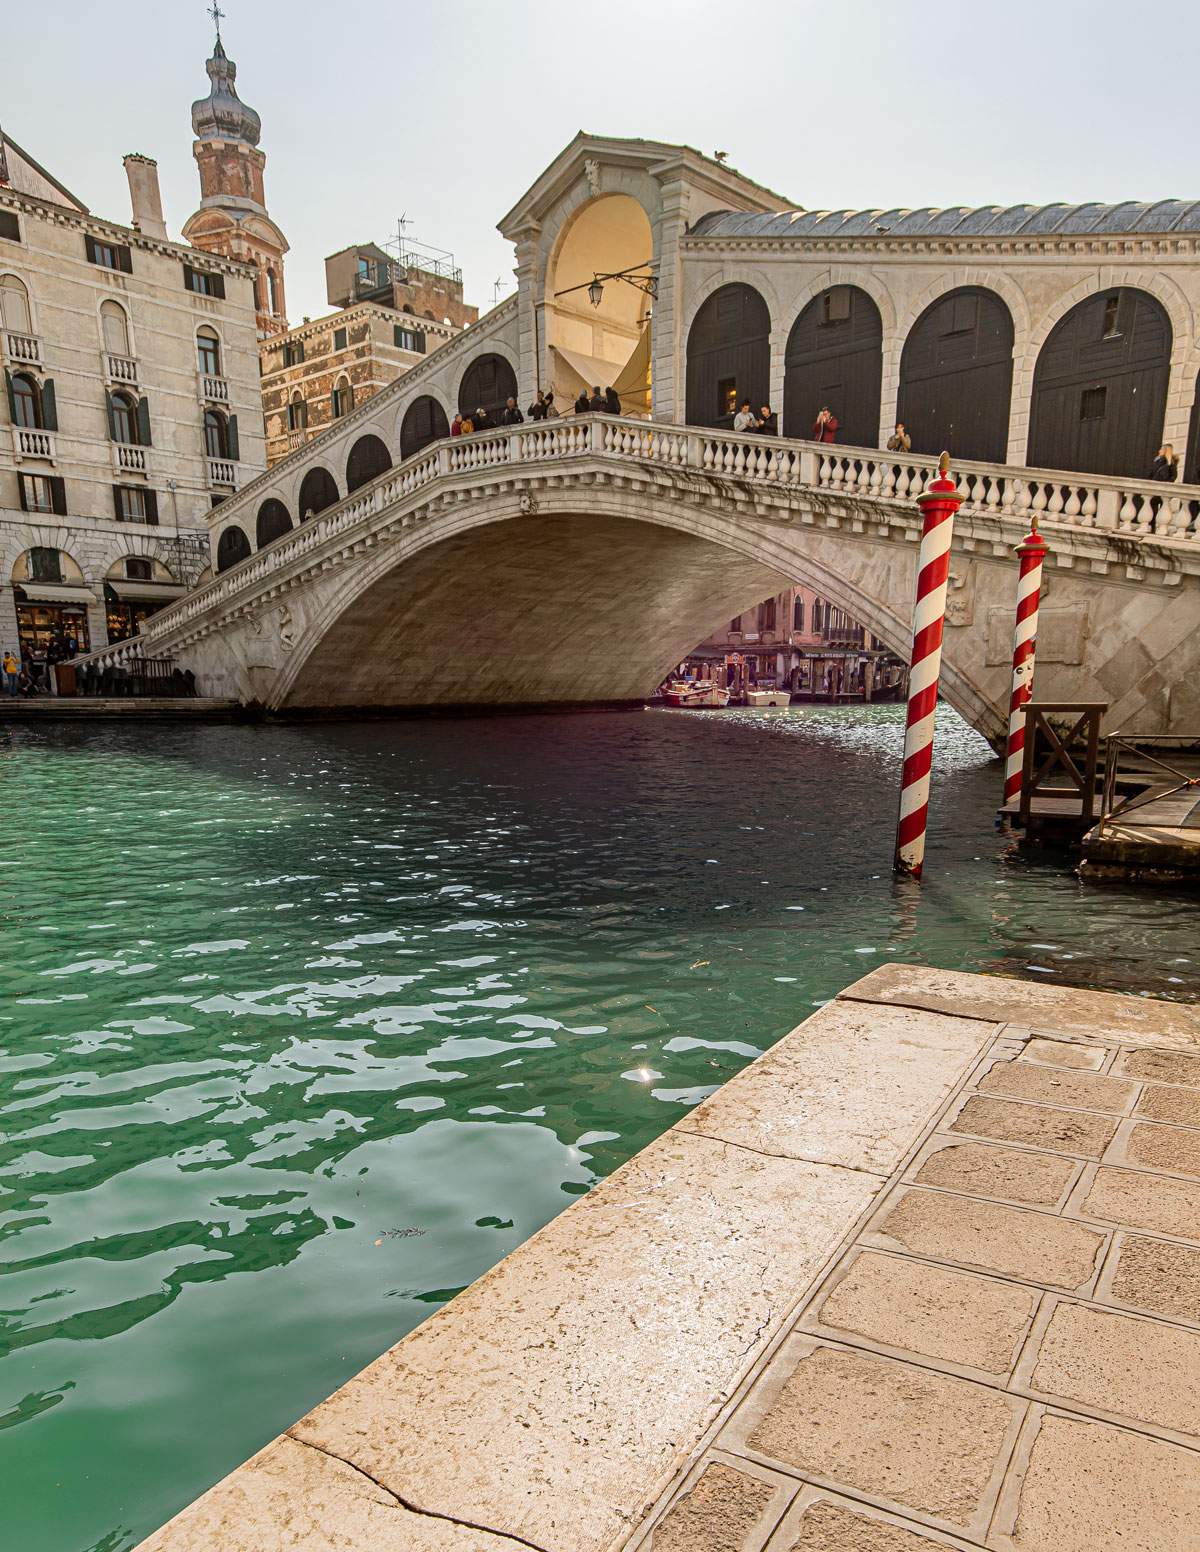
[123,154,167,240]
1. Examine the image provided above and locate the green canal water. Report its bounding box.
[3,706,1199,1552]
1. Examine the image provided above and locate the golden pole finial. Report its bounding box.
[938,450,950,475]
[1030,511,1040,534]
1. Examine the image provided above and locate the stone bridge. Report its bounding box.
[84,416,1200,744]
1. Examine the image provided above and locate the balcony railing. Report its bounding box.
[287,428,308,450]
[208,458,237,488]
[12,426,55,461]
[107,354,138,384]
[200,373,230,404]
[114,443,148,474]
[5,331,42,366]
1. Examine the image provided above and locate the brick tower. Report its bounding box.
[182,20,289,337]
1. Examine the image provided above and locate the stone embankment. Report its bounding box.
[135,964,1200,1551]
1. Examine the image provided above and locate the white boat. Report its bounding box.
[745,688,791,707]
[664,679,731,709]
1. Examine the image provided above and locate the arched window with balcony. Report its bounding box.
[9,371,41,429]
[331,375,354,419]
[287,393,308,432]
[100,299,130,358]
[0,273,31,336]
[197,327,221,378]
[216,524,251,572]
[106,389,151,446]
[204,409,229,459]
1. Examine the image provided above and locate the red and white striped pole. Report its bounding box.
[1002,516,1050,805]
[894,452,962,879]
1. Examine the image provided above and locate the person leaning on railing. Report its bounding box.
[1151,443,1179,481]
[886,421,911,453]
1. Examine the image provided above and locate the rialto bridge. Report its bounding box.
[79,135,1200,737]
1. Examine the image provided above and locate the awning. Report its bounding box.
[14,583,97,605]
[611,322,651,413]
[550,343,641,404]
[106,580,187,604]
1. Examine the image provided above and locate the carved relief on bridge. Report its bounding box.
[985,603,1087,665]
[945,560,976,627]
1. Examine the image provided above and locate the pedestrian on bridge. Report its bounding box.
[459,413,474,435]
[544,392,558,418]
[1151,444,1179,481]
[588,386,605,411]
[451,412,463,436]
[734,400,758,432]
[574,390,590,414]
[604,386,622,414]
[755,405,778,436]
[473,406,492,432]
[886,422,911,452]
[813,407,839,442]
[2,648,17,695]
[501,398,524,425]
[528,391,548,420]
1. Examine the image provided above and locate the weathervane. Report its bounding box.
[208,1,225,40]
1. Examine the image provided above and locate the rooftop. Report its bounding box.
[689,199,1200,240]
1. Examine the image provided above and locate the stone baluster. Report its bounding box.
[1117,490,1139,531]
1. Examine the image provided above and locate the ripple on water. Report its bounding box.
[1,706,1198,1552]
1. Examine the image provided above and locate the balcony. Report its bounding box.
[287,428,308,451]
[106,354,139,385]
[12,426,55,461]
[200,373,230,404]
[208,458,237,489]
[4,331,42,367]
[113,442,148,475]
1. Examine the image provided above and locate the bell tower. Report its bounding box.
[182,9,288,337]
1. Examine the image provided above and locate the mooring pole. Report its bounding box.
[1002,515,1050,807]
[894,452,962,879]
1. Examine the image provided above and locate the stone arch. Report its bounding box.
[457,353,519,420]
[782,284,883,446]
[346,432,392,493]
[1018,267,1194,460]
[99,296,134,359]
[216,524,251,572]
[298,465,339,521]
[256,498,293,549]
[685,282,772,430]
[400,395,451,460]
[896,286,1016,463]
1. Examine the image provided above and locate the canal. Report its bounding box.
[3,706,1199,1552]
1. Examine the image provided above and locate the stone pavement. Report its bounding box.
[134,965,1200,1552]
[631,967,1200,1552]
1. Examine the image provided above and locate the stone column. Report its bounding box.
[650,179,691,424]
[512,226,542,404]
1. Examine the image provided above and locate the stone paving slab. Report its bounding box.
[131,965,1200,1552]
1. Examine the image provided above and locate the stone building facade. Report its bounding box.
[0,130,264,662]
[260,243,478,467]
[181,32,288,339]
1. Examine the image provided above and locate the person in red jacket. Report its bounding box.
[812,407,839,442]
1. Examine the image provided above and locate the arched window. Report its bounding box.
[287,393,308,432]
[11,372,40,429]
[100,299,130,358]
[268,269,280,316]
[783,286,883,445]
[0,274,31,335]
[793,595,805,632]
[345,433,392,493]
[897,287,1014,463]
[203,409,229,459]
[759,597,777,631]
[1028,288,1172,478]
[197,327,221,377]
[685,283,771,430]
[458,354,518,420]
[331,376,354,418]
[402,304,415,315]
[111,391,139,444]
[256,498,292,548]
[400,395,450,459]
[216,524,251,572]
[298,465,338,519]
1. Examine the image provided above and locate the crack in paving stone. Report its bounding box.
[286,1430,553,1552]
[676,1127,888,1177]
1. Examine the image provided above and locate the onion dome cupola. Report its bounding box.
[191,37,262,148]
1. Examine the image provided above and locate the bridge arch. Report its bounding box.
[897,286,1014,463]
[346,433,392,493]
[1027,287,1172,477]
[298,465,339,521]
[256,498,293,549]
[399,394,451,460]
[783,285,883,446]
[457,352,519,421]
[685,282,772,431]
[216,524,250,573]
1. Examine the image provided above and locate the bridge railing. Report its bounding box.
[73,414,1200,674]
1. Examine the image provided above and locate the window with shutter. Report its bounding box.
[19,474,55,513]
[111,392,136,443]
[227,414,240,462]
[143,488,159,524]
[49,476,67,516]
[333,327,347,352]
[40,379,57,432]
[125,557,152,580]
[135,396,152,447]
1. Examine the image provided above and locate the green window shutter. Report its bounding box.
[17,473,29,512]
[85,234,97,264]
[105,390,118,442]
[118,244,133,274]
[4,368,16,421]
[183,262,195,292]
[41,379,57,432]
[144,488,159,525]
[415,331,426,355]
[112,484,125,520]
[136,395,152,447]
[227,414,239,461]
[211,273,225,300]
[50,476,67,516]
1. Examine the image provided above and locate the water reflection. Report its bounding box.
[1,706,1197,1552]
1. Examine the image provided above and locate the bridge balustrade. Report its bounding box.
[72,414,1200,675]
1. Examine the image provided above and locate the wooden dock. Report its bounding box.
[1080,741,1200,885]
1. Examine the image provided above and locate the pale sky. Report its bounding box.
[6,0,1198,326]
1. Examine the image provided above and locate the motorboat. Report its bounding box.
[663,679,731,708]
[745,687,791,708]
